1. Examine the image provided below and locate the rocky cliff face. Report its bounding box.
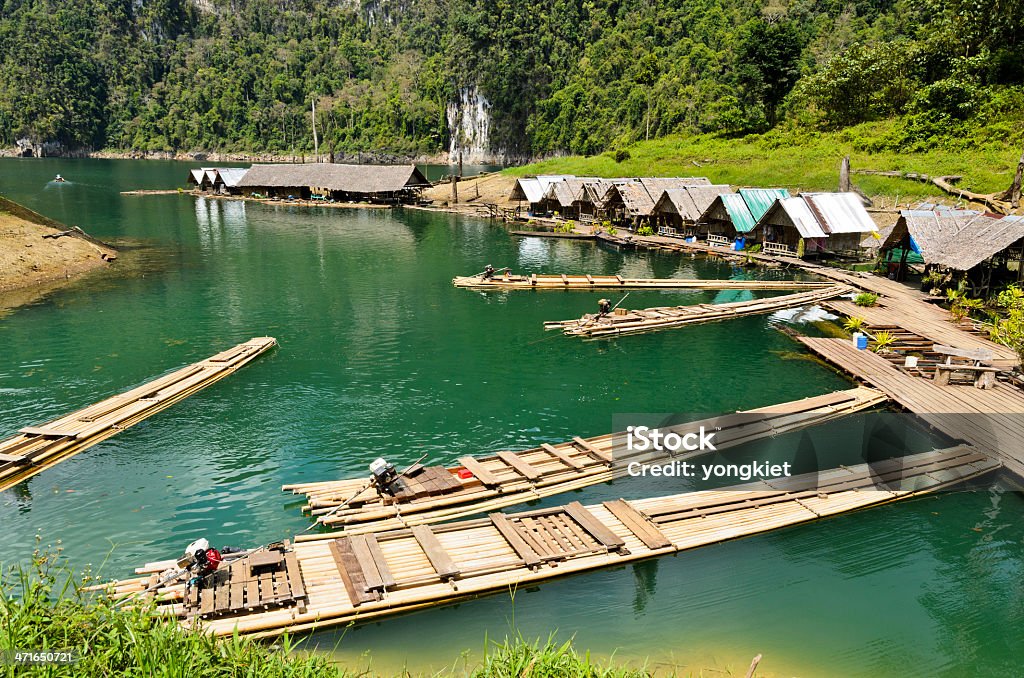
[446,86,499,164]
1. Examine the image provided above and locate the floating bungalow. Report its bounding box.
[509,175,575,215]
[186,167,248,194]
[574,179,619,223]
[651,185,734,236]
[696,188,790,245]
[235,164,429,203]
[750,193,878,258]
[880,208,1024,292]
[602,177,711,228]
[540,177,596,220]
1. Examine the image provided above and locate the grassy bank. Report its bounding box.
[0,555,646,677]
[510,119,1024,208]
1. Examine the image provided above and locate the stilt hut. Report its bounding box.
[750,193,878,258]
[541,178,594,220]
[510,175,575,216]
[235,164,429,203]
[696,188,790,244]
[573,180,618,224]
[750,197,829,256]
[602,178,712,229]
[880,209,1024,293]
[186,168,218,191]
[212,168,248,195]
[652,185,733,236]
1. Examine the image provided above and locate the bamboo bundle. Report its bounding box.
[282,387,887,534]
[546,285,852,338]
[452,271,833,291]
[0,337,277,491]
[100,445,999,639]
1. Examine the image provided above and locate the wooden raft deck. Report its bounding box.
[452,272,832,291]
[284,387,887,532]
[105,445,998,639]
[799,337,1024,478]
[545,285,852,338]
[0,337,277,492]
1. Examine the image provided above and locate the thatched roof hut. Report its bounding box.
[881,209,1024,271]
[653,185,733,223]
[236,164,428,199]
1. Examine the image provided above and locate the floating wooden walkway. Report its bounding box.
[452,271,833,291]
[283,387,886,533]
[102,445,997,639]
[0,337,277,492]
[799,337,1024,478]
[545,285,852,338]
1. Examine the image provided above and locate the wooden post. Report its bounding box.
[839,156,851,192]
[458,150,463,179]
[450,175,458,204]
[744,654,763,678]
[1010,148,1023,208]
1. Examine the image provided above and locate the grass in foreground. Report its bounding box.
[510,119,1024,207]
[0,554,648,677]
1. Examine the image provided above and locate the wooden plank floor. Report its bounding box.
[799,337,1024,478]
[283,387,887,533]
[546,285,852,338]
[0,337,277,491]
[103,445,998,639]
[452,272,834,291]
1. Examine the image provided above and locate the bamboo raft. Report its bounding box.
[0,337,277,492]
[545,285,852,338]
[452,271,833,291]
[101,445,998,639]
[284,387,887,533]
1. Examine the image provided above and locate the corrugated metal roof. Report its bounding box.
[639,177,711,195]
[803,192,877,234]
[721,193,757,233]
[759,197,828,238]
[738,188,790,221]
[511,175,575,203]
[882,209,1024,270]
[216,168,248,187]
[237,164,429,192]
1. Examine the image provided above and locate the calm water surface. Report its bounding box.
[0,159,1020,677]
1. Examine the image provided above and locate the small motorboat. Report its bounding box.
[54,175,66,183]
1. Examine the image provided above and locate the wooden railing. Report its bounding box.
[762,241,795,256]
[708,234,731,247]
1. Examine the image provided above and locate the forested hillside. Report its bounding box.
[0,0,1021,160]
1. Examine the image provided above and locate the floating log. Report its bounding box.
[545,285,852,338]
[0,337,277,491]
[453,271,833,291]
[101,445,998,639]
[282,387,886,533]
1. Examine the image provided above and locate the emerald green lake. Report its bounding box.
[1,159,1021,677]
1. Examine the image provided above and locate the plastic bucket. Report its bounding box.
[685,236,696,243]
[853,333,868,350]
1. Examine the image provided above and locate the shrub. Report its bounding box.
[871,330,896,353]
[854,293,878,307]
[636,225,654,236]
[843,316,866,333]
[614,149,631,163]
[989,285,1024,367]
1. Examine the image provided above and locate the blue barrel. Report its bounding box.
[685,236,696,243]
[854,333,868,350]
[733,237,745,251]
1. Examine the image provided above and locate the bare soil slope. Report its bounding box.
[0,196,116,293]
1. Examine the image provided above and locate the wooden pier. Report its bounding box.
[453,271,833,291]
[546,285,852,338]
[799,337,1024,478]
[284,387,886,532]
[0,337,277,492]
[102,445,998,639]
